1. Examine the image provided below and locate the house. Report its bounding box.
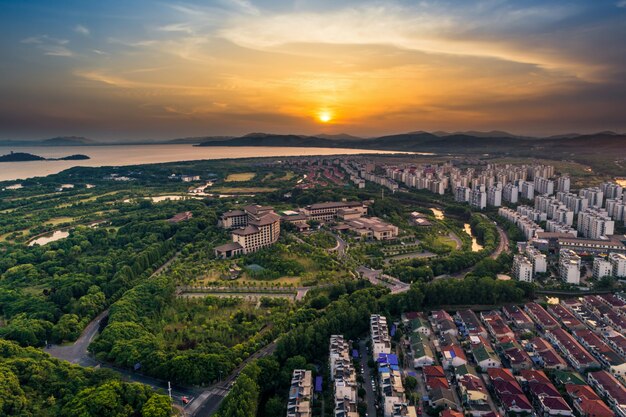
[457,374,492,416]
[456,310,488,338]
[423,366,448,391]
[429,387,458,410]
[547,304,586,331]
[303,201,367,222]
[409,332,435,368]
[525,302,560,330]
[329,335,358,417]
[530,337,568,371]
[502,305,534,330]
[502,345,533,372]
[587,371,626,417]
[573,329,626,378]
[431,310,458,337]
[565,384,613,417]
[481,311,515,340]
[519,370,572,416]
[403,312,432,336]
[371,315,392,360]
[545,328,601,372]
[488,367,533,415]
[441,345,468,370]
[287,369,313,417]
[470,336,501,369]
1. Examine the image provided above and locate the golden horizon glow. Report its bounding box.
[4,1,626,139]
[318,110,333,123]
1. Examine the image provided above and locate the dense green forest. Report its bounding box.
[0,156,542,417]
[0,339,171,417]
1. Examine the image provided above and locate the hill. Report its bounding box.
[0,152,46,162]
[197,131,626,157]
[41,136,96,146]
[0,152,90,162]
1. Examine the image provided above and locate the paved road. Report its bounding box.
[190,340,277,417]
[357,266,410,294]
[448,232,463,250]
[329,233,348,257]
[359,339,377,417]
[45,309,109,366]
[489,220,510,260]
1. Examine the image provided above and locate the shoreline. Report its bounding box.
[0,145,424,182]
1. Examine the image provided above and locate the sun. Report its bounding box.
[317,110,333,123]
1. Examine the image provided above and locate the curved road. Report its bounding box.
[489,219,510,259]
[45,309,108,367]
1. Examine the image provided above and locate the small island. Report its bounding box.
[0,151,90,163]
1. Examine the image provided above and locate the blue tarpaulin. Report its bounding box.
[390,324,396,337]
[352,349,359,359]
[315,376,322,392]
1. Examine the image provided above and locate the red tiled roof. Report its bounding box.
[423,365,445,377]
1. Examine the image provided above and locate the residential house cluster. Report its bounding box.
[329,335,358,417]
[287,369,313,417]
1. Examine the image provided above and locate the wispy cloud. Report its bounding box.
[74,24,90,36]
[42,45,74,57]
[617,0,626,8]
[21,35,74,57]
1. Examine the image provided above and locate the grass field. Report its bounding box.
[212,187,278,193]
[225,172,255,182]
[45,217,75,226]
[434,236,458,250]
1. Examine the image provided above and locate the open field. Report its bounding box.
[211,186,278,193]
[225,172,256,182]
[44,217,75,226]
[434,235,458,250]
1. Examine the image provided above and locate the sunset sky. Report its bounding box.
[1,0,626,140]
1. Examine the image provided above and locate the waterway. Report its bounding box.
[463,223,484,252]
[0,145,418,181]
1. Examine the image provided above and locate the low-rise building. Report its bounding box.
[565,384,614,417]
[587,371,626,417]
[371,314,391,360]
[545,328,601,372]
[410,332,435,369]
[340,217,398,240]
[329,335,358,417]
[287,369,313,417]
[303,201,367,222]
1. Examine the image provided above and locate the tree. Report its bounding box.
[263,396,283,417]
[0,365,27,416]
[404,376,417,391]
[141,395,172,417]
[52,314,82,342]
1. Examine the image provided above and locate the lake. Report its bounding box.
[0,145,418,181]
[28,230,70,246]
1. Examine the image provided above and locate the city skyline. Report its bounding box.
[2,0,626,140]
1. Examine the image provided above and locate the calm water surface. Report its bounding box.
[0,145,420,181]
[28,230,70,246]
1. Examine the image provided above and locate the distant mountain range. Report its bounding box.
[0,136,96,147]
[196,131,626,157]
[0,131,624,158]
